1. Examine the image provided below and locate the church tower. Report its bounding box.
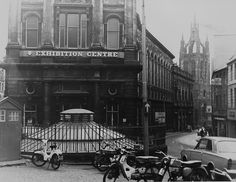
[179,18,211,128]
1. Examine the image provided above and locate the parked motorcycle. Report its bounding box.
[103,148,161,182]
[93,140,139,172]
[93,140,120,171]
[203,163,233,181]
[31,139,63,170]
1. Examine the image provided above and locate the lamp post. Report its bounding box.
[141,0,149,155]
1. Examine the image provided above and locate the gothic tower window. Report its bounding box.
[23,15,41,48]
[59,13,87,48]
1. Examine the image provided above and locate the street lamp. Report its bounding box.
[141,0,149,155]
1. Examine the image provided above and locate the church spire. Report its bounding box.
[189,15,200,42]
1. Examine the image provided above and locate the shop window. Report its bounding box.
[0,110,6,122]
[8,111,20,122]
[104,18,123,49]
[24,16,40,48]
[59,13,87,48]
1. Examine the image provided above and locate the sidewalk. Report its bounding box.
[0,159,27,168]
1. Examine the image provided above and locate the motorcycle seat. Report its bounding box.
[136,156,160,164]
[181,160,202,168]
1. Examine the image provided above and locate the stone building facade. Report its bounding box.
[179,19,211,128]
[227,58,236,138]
[136,18,175,146]
[172,64,194,131]
[211,67,227,136]
[4,0,140,128]
[2,0,176,151]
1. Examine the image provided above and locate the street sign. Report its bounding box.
[145,103,150,113]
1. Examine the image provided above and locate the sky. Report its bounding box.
[137,0,236,70]
[1,0,236,71]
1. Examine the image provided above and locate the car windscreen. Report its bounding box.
[217,141,236,153]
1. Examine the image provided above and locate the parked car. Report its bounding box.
[181,136,236,178]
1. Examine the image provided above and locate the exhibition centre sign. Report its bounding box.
[20,50,125,58]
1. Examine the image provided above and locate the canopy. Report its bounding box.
[60,108,94,114]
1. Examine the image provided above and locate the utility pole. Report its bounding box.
[142,0,149,155]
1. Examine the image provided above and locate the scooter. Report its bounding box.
[31,139,63,170]
[203,163,233,181]
[103,148,161,181]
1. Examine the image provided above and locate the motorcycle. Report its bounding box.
[93,140,139,172]
[203,163,233,181]
[103,148,161,182]
[93,140,120,171]
[31,139,63,170]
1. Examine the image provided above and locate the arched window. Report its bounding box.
[105,18,123,49]
[25,16,39,47]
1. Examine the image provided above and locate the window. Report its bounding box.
[105,18,123,49]
[231,65,233,81]
[234,63,236,80]
[196,139,208,150]
[231,88,233,108]
[25,104,37,126]
[106,103,119,126]
[0,110,6,122]
[9,111,20,122]
[25,16,39,47]
[59,13,87,48]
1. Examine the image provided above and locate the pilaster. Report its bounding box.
[92,0,103,46]
[42,0,54,48]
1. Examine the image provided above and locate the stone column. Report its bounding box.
[8,0,20,44]
[43,82,50,126]
[42,0,54,48]
[125,0,134,45]
[6,0,21,59]
[92,0,103,48]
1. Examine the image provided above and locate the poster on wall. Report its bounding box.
[155,112,166,124]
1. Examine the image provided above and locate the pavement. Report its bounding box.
[0,159,27,168]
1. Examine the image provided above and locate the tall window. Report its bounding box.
[0,110,6,122]
[25,16,39,47]
[234,63,236,80]
[106,103,119,126]
[231,88,233,108]
[59,13,87,48]
[231,65,233,81]
[105,18,123,49]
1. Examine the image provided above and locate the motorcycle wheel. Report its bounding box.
[103,167,119,182]
[92,153,102,168]
[137,166,160,182]
[97,155,110,172]
[51,155,61,170]
[190,168,208,181]
[31,153,46,167]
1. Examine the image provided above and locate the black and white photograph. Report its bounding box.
[0,0,236,181]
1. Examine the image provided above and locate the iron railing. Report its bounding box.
[21,122,141,154]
